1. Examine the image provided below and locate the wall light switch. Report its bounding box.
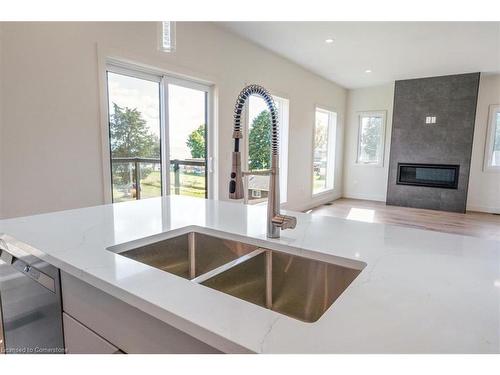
[431,116,436,124]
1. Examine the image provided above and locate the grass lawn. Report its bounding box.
[169,171,206,198]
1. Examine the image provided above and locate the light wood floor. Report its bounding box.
[310,198,500,242]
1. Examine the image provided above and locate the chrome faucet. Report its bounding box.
[229,84,297,238]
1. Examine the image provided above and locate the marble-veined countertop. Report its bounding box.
[1,196,499,353]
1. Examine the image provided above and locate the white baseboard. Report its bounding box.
[466,204,500,214]
[283,193,342,212]
[342,191,386,202]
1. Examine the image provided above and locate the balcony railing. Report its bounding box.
[111,157,206,201]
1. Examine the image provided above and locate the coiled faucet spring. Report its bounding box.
[232,84,279,156]
[229,84,296,238]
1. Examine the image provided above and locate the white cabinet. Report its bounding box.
[63,313,120,354]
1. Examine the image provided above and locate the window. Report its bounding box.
[485,104,500,171]
[312,108,337,195]
[356,111,386,166]
[251,189,262,198]
[244,94,289,204]
[105,63,213,203]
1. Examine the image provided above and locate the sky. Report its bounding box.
[168,84,205,159]
[107,72,161,137]
[248,95,268,125]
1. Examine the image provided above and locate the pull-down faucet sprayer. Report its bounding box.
[229,84,296,238]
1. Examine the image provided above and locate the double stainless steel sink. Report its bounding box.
[110,231,363,323]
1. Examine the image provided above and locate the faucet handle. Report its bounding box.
[272,214,297,230]
[229,152,244,199]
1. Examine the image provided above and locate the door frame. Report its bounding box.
[99,58,216,203]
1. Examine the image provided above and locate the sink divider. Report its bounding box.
[190,248,267,285]
[188,232,196,279]
[265,250,272,309]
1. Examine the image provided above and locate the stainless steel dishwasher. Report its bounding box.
[0,236,64,354]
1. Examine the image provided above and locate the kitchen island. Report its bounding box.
[1,196,499,353]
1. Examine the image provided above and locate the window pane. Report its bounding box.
[168,84,207,198]
[107,72,161,202]
[493,112,500,166]
[358,116,383,164]
[313,110,331,194]
[246,95,288,204]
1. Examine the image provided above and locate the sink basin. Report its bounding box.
[111,230,363,322]
[115,232,258,280]
[201,249,362,323]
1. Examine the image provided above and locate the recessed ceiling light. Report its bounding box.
[325,38,334,44]
[365,69,372,73]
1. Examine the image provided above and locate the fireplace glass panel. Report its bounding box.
[397,163,459,189]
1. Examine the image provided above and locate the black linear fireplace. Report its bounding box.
[397,163,460,189]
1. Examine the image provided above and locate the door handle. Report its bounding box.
[208,156,214,173]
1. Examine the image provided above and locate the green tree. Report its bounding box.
[360,117,382,160]
[109,103,160,158]
[109,103,160,186]
[248,110,271,170]
[186,124,206,158]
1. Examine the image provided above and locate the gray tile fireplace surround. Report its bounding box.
[386,73,480,213]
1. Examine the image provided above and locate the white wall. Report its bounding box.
[0,22,346,218]
[0,26,3,218]
[342,84,394,201]
[467,73,500,213]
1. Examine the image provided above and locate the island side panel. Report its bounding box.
[60,272,221,354]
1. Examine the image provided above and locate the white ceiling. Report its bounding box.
[218,22,500,89]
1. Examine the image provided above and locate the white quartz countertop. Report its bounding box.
[1,196,499,353]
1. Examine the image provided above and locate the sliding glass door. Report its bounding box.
[106,64,212,203]
[107,70,162,202]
